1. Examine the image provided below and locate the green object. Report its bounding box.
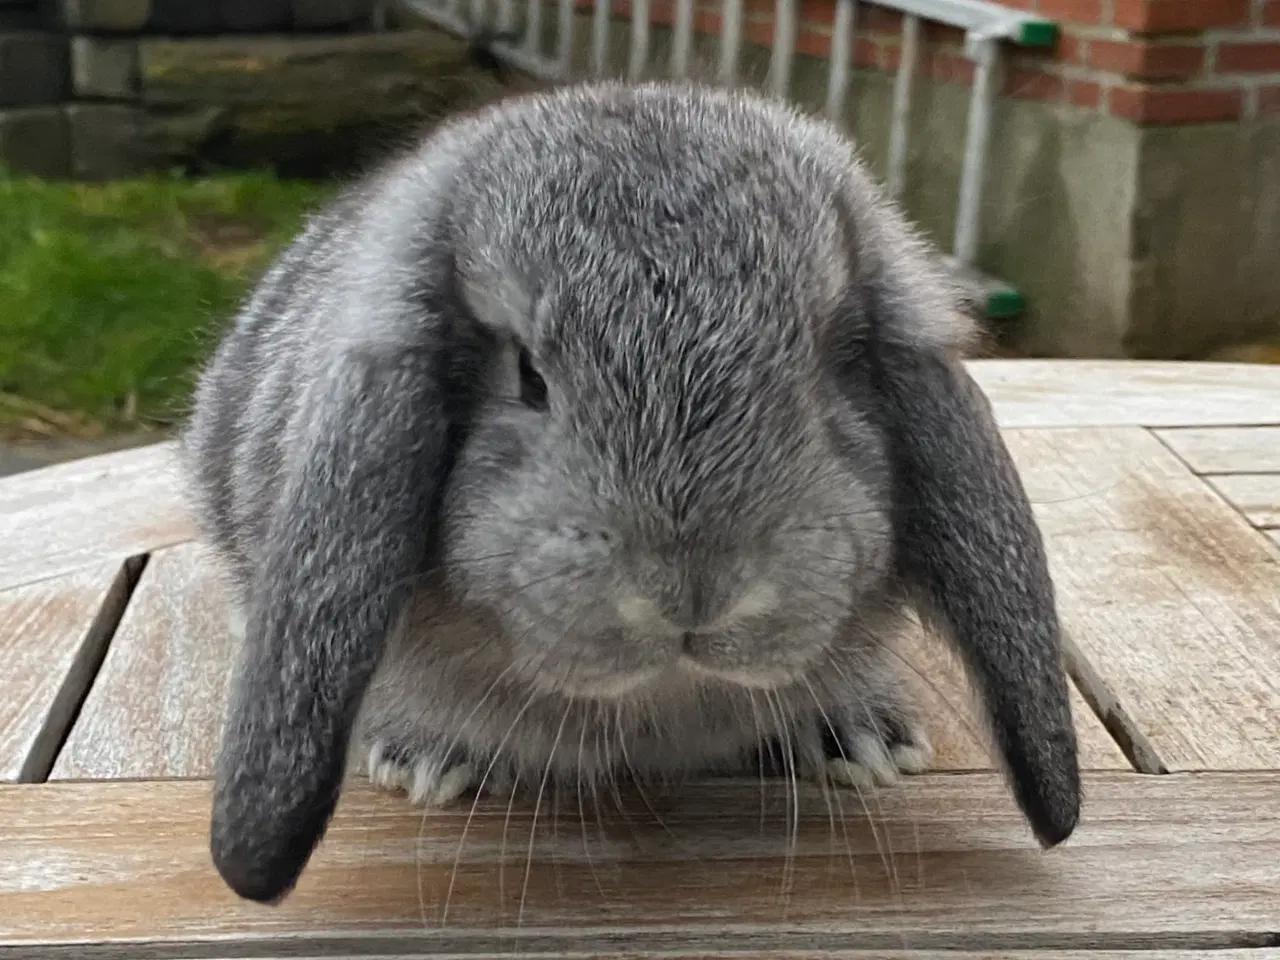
[985,284,1026,320]
[0,169,334,437]
[1013,19,1058,48]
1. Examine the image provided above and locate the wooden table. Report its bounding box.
[2,359,1279,959]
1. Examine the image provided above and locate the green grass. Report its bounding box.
[0,170,335,439]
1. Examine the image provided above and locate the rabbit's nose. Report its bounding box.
[657,577,714,632]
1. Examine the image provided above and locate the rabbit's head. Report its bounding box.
[197,81,1080,905]
[440,86,903,700]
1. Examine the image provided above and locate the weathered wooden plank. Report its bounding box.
[6,951,1277,960]
[1005,427,1280,773]
[897,627,1129,771]
[0,773,1276,951]
[1205,474,1280,529]
[0,442,196,591]
[127,956,1280,960]
[55,954,1277,960]
[967,361,1280,429]
[49,542,237,781]
[0,562,137,783]
[42,541,1127,781]
[1155,426,1280,474]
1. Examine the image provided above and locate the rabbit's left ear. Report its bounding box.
[857,280,1081,846]
[873,342,1081,845]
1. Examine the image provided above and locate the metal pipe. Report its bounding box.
[672,0,695,77]
[629,0,650,79]
[768,0,796,96]
[498,0,516,31]
[825,0,856,122]
[406,2,564,79]
[523,0,542,54]
[718,0,742,83]
[886,12,919,198]
[953,33,998,265]
[591,0,610,74]
[556,0,575,70]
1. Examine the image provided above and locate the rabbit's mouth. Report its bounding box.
[675,642,804,691]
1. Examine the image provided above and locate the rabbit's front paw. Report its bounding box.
[820,698,933,790]
[365,738,477,808]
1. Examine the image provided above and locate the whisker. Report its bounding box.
[519,700,573,930]
[441,678,547,929]
[576,703,608,898]
[779,576,988,748]
[801,678,860,893]
[833,675,909,907]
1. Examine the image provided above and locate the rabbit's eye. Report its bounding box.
[518,346,548,411]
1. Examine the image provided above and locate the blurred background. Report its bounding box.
[1,0,1277,474]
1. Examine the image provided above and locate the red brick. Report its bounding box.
[1258,84,1280,113]
[1056,33,1087,63]
[879,42,902,70]
[1264,0,1280,25]
[927,47,976,85]
[1217,41,1280,72]
[1037,0,1103,24]
[743,18,773,46]
[1109,84,1243,121]
[862,7,903,32]
[1005,67,1067,100]
[796,24,831,57]
[922,20,966,44]
[1088,38,1206,78]
[853,36,879,68]
[1113,0,1249,32]
[798,0,833,25]
[693,10,720,32]
[1069,79,1104,107]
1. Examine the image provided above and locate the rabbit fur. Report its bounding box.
[183,79,1081,904]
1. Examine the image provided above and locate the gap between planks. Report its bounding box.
[1003,427,1280,775]
[0,555,148,783]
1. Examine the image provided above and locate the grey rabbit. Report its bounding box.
[182,79,1081,905]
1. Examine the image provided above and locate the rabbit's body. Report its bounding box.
[186,81,1081,905]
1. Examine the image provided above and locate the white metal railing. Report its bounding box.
[395,0,1056,316]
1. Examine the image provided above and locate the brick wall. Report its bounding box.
[590,0,1280,125]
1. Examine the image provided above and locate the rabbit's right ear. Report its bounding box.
[209,347,451,904]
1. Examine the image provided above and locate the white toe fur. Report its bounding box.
[824,728,934,791]
[367,742,412,792]
[367,741,475,808]
[891,736,934,774]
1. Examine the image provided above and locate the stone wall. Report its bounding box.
[0,0,521,178]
